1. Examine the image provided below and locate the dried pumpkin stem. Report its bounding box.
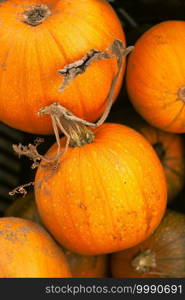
[13,40,134,168]
[23,4,51,26]
[131,249,157,273]
[38,40,133,157]
[9,182,34,197]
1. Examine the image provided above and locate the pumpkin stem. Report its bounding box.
[23,4,51,26]
[38,41,133,157]
[12,40,134,169]
[131,249,157,273]
[39,103,95,148]
[178,85,185,101]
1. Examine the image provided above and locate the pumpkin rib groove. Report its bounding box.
[0,26,31,120]
[93,141,142,245]
[20,31,30,118]
[157,257,185,262]
[92,131,164,249]
[167,28,185,84]
[100,143,129,239]
[34,32,47,107]
[154,233,185,255]
[67,146,102,253]
[0,33,17,105]
[88,139,123,251]
[72,79,88,122]
[22,31,41,120]
[163,163,183,179]
[58,0,123,45]
[69,13,113,47]
[79,146,99,252]
[64,148,94,250]
[62,153,81,245]
[164,102,185,131]
[45,23,70,63]
[89,144,116,245]
[81,145,109,250]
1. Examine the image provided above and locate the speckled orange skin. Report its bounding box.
[126,21,185,133]
[35,123,167,255]
[4,194,108,278]
[0,0,125,134]
[64,249,108,278]
[137,125,185,203]
[0,217,71,278]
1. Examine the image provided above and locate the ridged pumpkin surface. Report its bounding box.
[35,123,167,255]
[126,21,185,133]
[0,0,125,134]
[136,125,185,203]
[0,217,71,278]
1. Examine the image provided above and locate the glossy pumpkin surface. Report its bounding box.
[0,217,71,278]
[0,0,125,134]
[35,123,167,255]
[111,210,185,278]
[126,20,185,133]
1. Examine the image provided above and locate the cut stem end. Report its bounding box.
[23,4,51,26]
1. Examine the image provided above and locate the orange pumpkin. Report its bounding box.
[126,20,185,133]
[64,249,108,278]
[5,193,109,278]
[134,125,185,203]
[0,0,125,134]
[0,217,71,278]
[111,209,185,278]
[35,123,167,255]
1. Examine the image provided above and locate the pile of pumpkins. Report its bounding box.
[0,0,185,278]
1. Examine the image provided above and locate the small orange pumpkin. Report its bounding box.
[134,124,185,203]
[111,209,185,278]
[0,217,71,278]
[126,20,185,133]
[0,0,125,134]
[5,193,109,278]
[35,123,167,255]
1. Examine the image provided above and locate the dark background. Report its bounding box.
[1,0,185,216]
